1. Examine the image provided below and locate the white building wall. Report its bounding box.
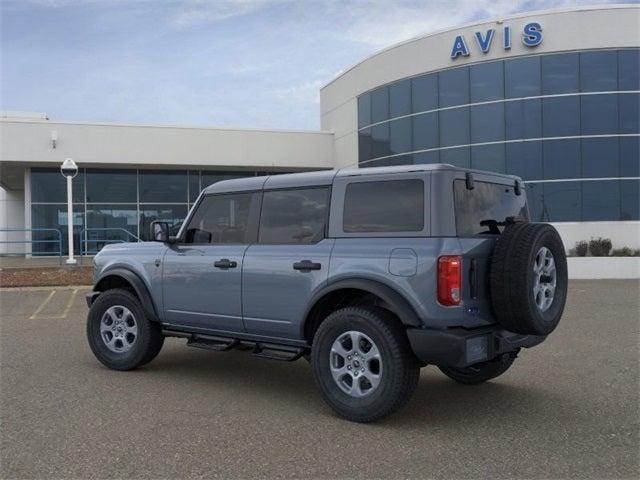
[0,186,26,254]
[553,221,640,251]
[0,120,335,170]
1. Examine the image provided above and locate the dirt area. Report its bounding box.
[0,266,93,287]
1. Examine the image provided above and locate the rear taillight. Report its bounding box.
[437,255,461,306]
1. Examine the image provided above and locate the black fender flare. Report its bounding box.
[93,268,160,322]
[303,278,422,335]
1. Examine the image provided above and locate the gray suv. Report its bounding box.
[86,164,567,422]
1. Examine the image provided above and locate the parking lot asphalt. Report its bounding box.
[1,281,638,480]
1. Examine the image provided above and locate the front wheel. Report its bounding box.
[438,353,516,385]
[86,288,164,371]
[311,307,419,423]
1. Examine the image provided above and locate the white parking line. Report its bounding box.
[28,288,80,320]
[29,290,56,320]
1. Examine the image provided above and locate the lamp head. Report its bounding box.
[60,158,78,178]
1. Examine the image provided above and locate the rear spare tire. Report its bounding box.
[490,222,567,336]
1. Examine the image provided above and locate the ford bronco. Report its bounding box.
[86,164,567,422]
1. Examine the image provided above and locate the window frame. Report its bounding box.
[256,186,331,245]
[177,191,261,245]
[329,173,431,238]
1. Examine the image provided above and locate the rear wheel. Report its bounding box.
[87,288,164,371]
[439,353,516,385]
[311,307,419,423]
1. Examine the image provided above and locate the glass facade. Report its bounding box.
[357,48,640,222]
[30,168,283,254]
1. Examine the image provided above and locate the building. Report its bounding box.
[1,5,638,256]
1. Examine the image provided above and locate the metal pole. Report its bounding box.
[66,175,77,265]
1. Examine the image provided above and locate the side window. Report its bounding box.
[259,188,329,244]
[343,179,424,233]
[184,193,257,244]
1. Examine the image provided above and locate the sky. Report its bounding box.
[0,0,631,130]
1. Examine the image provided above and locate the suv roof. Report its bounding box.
[202,163,521,195]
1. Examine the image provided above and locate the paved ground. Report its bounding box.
[1,281,638,479]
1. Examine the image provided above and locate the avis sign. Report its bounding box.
[450,22,543,59]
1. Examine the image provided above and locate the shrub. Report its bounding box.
[574,240,589,257]
[611,247,640,257]
[589,237,612,257]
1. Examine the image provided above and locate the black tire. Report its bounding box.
[86,288,164,371]
[311,307,419,423]
[439,353,516,385]
[490,222,568,335]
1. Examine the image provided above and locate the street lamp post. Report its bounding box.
[60,158,78,265]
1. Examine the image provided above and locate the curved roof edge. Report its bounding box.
[320,4,638,91]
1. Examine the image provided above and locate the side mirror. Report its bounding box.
[151,221,170,242]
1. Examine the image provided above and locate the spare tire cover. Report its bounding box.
[490,223,568,336]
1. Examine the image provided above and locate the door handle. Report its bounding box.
[293,260,321,271]
[214,258,237,269]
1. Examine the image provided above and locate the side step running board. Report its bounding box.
[163,329,306,362]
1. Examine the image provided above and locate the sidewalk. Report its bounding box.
[0,256,93,268]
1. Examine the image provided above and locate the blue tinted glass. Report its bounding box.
[366,155,413,168]
[581,137,619,178]
[470,103,504,143]
[619,93,639,134]
[139,170,188,203]
[140,205,188,241]
[413,151,440,164]
[389,79,411,118]
[439,67,469,107]
[619,49,640,91]
[439,108,469,147]
[412,112,439,150]
[31,168,85,203]
[581,94,618,135]
[359,128,372,162]
[471,144,505,173]
[505,99,542,140]
[620,136,640,177]
[505,56,541,98]
[86,169,137,203]
[583,181,620,221]
[371,123,390,158]
[506,141,543,180]
[526,183,544,222]
[86,205,138,239]
[189,171,200,203]
[621,180,640,220]
[370,87,389,123]
[31,204,84,255]
[543,139,581,179]
[412,73,438,113]
[543,182,581,221]
[580,51,617,92]
[470,61,504,102]
[389,117,412,155]
[201,171,251,188]
[358,94,371,128]
[542,53,579,94]
[440,147,470,168]
[543,97,580,137]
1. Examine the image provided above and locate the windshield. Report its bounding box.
[454,179,528,236]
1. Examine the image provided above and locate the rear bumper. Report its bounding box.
[406,325,546,368]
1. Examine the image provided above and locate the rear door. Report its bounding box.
[162,191,260,333]
[242,187,333,340]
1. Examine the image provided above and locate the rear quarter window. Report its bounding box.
[343,179,424,233]
[454,179,528,236]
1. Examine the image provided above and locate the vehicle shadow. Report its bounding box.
[119,343,567,426]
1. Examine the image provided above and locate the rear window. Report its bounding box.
[454,179,528,236]
[343,179,424,233]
